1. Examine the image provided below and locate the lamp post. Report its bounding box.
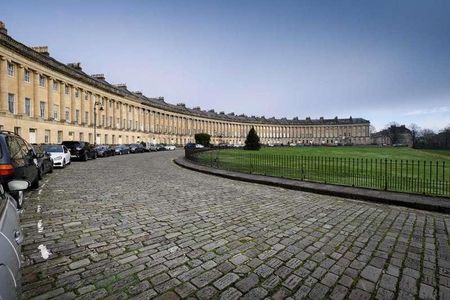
[93,101,103,145]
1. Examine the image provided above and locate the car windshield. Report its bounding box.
[62,141,80,147]
[43,145,63,152]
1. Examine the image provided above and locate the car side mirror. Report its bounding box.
[29,149,37,158]
[45,152,51,157]
[8,180,30,192]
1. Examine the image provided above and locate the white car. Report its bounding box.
[43,144,71,168]
[164,145,176,151]
[195,144,205,149]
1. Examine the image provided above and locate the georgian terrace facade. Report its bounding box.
[0,23,370,146]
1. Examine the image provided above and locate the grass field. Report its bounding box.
[193,146,450,196]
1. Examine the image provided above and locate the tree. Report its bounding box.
[194,133,211,146]
[384,122,400,144]
[408,123,421,148]
[244,127,261,150]
[369,125,376,136]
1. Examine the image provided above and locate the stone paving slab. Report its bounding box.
[20,150,450,299]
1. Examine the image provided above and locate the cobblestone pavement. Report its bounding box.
[21,151,450,300]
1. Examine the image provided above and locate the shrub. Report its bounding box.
[195,133,211,146]
[244,127,261,150]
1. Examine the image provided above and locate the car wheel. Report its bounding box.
[93,152,97,159]
[83,153,88,161]
[49,164,53,173]
[30,176,39,189]
[38,166,43,180]
[62,159,66,168]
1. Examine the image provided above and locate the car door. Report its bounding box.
[5,136,26,180]
[63,146,71,163]
[8,137,37,183]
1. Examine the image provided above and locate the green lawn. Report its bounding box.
[193,146,450,197]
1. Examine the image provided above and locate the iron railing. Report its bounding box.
[185,148,450,197]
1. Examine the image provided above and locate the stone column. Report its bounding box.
[80,89,85,124]
[59,82,65,121]
[119,102,123,129]
[104,97,109,127]
[33,71,40,118]
[112,100,116,129]
[70,86,75,123]
[0,56,7,112]
[17,65,24,115]
[90,94,95,126]
[47,77,54,120]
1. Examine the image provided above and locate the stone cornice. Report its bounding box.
[0,31,370,126]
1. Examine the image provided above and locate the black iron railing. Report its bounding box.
[185,148,450,197]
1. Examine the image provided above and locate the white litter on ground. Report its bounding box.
[37,220,43,233]
[168,246,179,253]
[38,244,51,259]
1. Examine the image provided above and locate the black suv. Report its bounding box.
[62,141,97,161]
[0,130,39,208]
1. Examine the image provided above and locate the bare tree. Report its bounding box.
[408,123,421,148]
[369,125,376,136]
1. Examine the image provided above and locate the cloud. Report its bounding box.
[404,106,450,116]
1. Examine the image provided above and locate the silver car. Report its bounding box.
[0,180,28,300]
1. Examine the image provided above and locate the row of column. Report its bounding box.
[0,56,369,141]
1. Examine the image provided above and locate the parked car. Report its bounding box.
[129,143,145,153]
[114,145,130,155]
[0,130,39,209]
[195,144,205,149]
[156,144,166,151]
[32,144,53,179]
[62,141,97,161]
[149,144,158,152]
[184,143,197,150]
[0,180,27,299]
[164,144,176,151]
[43,144,71,168]
[95,145,114,157]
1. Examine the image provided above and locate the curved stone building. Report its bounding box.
[0,22,370,146]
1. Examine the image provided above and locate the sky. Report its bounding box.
[2,0,450,132]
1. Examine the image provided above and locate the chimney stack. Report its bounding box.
[91,74,106,81]
[67,62,82,71]
[32,46,50,56]
[114,83,127,90]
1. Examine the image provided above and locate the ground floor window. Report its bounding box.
[14,127,21,135]
[44,130,50,143]
[57,131,63,143]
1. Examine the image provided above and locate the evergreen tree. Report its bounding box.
[244,127,261,150]
[195,133,211,146]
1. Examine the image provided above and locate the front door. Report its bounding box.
[29,129,36,144]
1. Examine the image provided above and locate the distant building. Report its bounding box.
[372,125,413,147]
[0,21,371,145]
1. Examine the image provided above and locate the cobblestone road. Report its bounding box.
[21,151,450,299]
